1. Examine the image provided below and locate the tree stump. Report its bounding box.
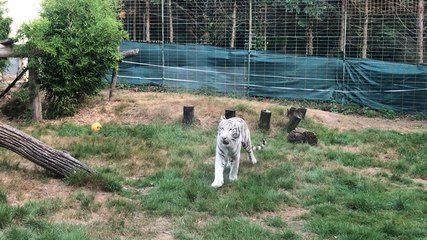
[183,105,195,124]
[287,128,318,145]
[258,109,271,130]
[225,108,236,119]
[285,107,307,133]
[0,122,94,177]
[286,107,307,119]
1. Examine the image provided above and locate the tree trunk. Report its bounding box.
[306,19,314,55]
[133,0,138,41]
[263,0,268,51]
[417,0,424,64]
[183,106,195,124]
[285,107,307,133]
[339,0,348,53]
[225,108,236,119]
[144,0,151,42]
[168,0,174,43]
[362,0,369,59]
[0,122,94,177]
[28,68,42,121]
[230,0,237,48]
[258,109,271,130]
[109,63,119,100]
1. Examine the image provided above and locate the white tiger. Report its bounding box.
[211,116,266,188]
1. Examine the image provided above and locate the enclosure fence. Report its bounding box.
[116,0,427,112]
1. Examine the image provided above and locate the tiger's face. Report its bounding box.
[218,118,240,146]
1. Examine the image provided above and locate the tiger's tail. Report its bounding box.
[252,139,267,151]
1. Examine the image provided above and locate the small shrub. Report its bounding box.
[379,108,396,120]
[1,84,32,119]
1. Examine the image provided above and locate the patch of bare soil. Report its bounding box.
[255,207,314,239]
[0,169,74,205]
[49,90,427,133]
[307,109,427,133]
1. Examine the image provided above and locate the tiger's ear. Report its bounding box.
[220,115,226,120]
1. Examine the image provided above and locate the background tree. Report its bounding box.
[0,0,12,72]
[278,0,332,55]
[18,0,128,118]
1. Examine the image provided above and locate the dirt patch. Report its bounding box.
[0,170,73,205]
[47,90,426,133]
[255,207,313,239]
[307,109,427,133]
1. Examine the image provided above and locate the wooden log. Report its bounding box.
[286,107,307,119]
[287,127,318,145]
[225,108,236,119]
[183,105,194,124]
[258,109,271,130]
[0,122,94,177]
[285,114,302,133]
[120,49,139,59]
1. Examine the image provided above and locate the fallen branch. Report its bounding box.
[0,122,94,177]
[0,67,28,99]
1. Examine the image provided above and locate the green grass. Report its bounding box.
[0,197,88,240]
[1,116,426,239]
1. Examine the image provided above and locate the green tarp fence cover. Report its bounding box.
[116,41,427,112]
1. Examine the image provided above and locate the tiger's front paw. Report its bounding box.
[251,157,257,164]
[211,179,224,188]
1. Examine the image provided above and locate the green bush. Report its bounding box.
[1,84,31,119]
[18,0,127,118]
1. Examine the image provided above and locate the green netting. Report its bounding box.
[115,41,427,112]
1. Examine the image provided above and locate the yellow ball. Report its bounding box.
[91,122,102,132]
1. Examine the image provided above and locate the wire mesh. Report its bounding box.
[118,0,426,112]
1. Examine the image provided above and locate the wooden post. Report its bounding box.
[225,108,236,119]
[109,63,118,100]
[28,68,42,121]
[258,109,271,130]
[183,105,194,124]
[109,49,139,100]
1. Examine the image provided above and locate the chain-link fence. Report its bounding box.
[117,0,427,112]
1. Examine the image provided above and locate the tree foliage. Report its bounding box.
[124,0,424,63]
[0,0,12,72]
[19,0,128,118]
